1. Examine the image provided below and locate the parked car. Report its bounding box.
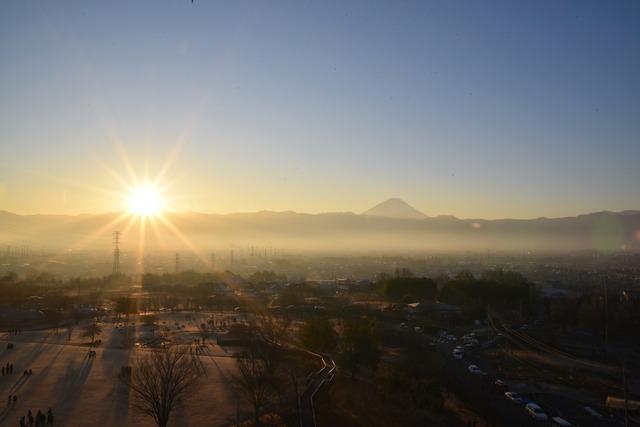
[505,391,524,404]
[493,379,508,393]
[551,417,572,427]
[525,403,548,421]
[468,364,483,374]
[452,348,464,359]
[583,406,602,418]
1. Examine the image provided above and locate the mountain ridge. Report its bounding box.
[2,206,640,222]
[1,206,639,252]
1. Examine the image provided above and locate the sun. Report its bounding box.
[127,183,164,216]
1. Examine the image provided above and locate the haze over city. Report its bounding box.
[1,2,639,427]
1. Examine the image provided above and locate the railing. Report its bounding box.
[300,351,336,427]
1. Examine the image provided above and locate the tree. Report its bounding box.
[439,269,538,318]
[381,277,437,301]
[114,297,138,323]
[66,312,82,342]
[199,323,208,343]
[82,319,103,345]
[122,346,199,427]
[235,340,273,427]
[255,315,289,373]
[248,270,286,285]
[340,317,381,378]
[298,318,337,353]
[44,309,64,335]
[142,314,159,337]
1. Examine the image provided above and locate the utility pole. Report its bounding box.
[112,231,121,275]
[623,362,629,427]
[604,280,609,348]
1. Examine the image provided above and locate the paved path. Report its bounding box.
[300,353,336,427]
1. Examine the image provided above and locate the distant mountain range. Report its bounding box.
[1,199,639,252]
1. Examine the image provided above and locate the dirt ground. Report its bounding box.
[0,316,249,427]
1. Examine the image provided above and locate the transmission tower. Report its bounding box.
[112,231,121,275]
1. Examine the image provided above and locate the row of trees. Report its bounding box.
[299,316,381,378]
[545,288,640,341]
[380,276,437,302]
[439,270,538,318]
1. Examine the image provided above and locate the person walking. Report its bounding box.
[8,395,11,405]
[47,408,54,425]
[28,410,34,427]
[13,395,17,405]
[19,415,26,427]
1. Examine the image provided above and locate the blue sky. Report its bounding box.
[0,0,638,218]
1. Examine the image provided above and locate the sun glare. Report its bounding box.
[128,183,164,216]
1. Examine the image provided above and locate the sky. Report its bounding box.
[0,0,639,219]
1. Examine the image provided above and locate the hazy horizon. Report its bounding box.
[2,198,640,222]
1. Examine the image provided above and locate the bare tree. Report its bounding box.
[199,323,209,344]
[122,346,199,427]
[67,312,82,341]
[235,340,273,427]
[66,324,75,341]
[254,314,296,409]
[82,318,103,345]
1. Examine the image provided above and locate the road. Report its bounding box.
[411,326,624,427]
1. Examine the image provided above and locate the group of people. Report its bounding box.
[87,350,97,358]
[19,408,54,426]
[1,362,14,376]
[23,369,33,377]
[7,394,17,405]
[7,328,22,335]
